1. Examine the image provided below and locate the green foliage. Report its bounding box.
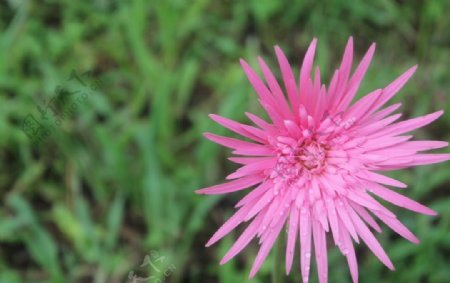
[0,0,449,282]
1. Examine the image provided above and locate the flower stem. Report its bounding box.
[272,231,285,283]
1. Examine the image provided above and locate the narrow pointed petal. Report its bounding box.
[203,133,269,152]
[347,206,395,270]
[371,110,443,138]
[228,156,273,165]
[408,154,450,166]
[400,141,448,151]
[373,210,419,243]
[209,114,266,143]
[336,200,360,243]
[286,206,299,274]
[275,46,299,113]
[244,189,274,221]
[258,56,293,117]
[371,66,417,111]
[329,38,353,110]
[221,212,265,264]
[275,46,300,113]
[364,103,402,124]
[205,203,255,247]
[313,221,328,283]
[324,198,340,245]
[350,202,382,233]
[338,43,376,111]
[249,214,287,278]
[356,113,402,135]
[299,38,318,107]
[299,208,312,283]
[362,135,412,151]
[196,175,262,195]
[344,89,382,122]
[340,222,358,283]
[226,158,277,179]
[239,59,274,104]
[245,112,275,133]
[358,171,407,188]
[235,182,271,207]
[240,59,284,125]
[367,183,437,215]
[339,37,354,84]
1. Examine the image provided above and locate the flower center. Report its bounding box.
[298,142,326,170]
[270,136,328,184]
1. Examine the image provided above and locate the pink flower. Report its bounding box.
[196,37,449,283]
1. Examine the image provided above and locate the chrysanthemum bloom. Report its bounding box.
[196,37,449,283]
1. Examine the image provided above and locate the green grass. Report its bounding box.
[1,0,449,282]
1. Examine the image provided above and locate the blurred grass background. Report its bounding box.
[0,0,449,282]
